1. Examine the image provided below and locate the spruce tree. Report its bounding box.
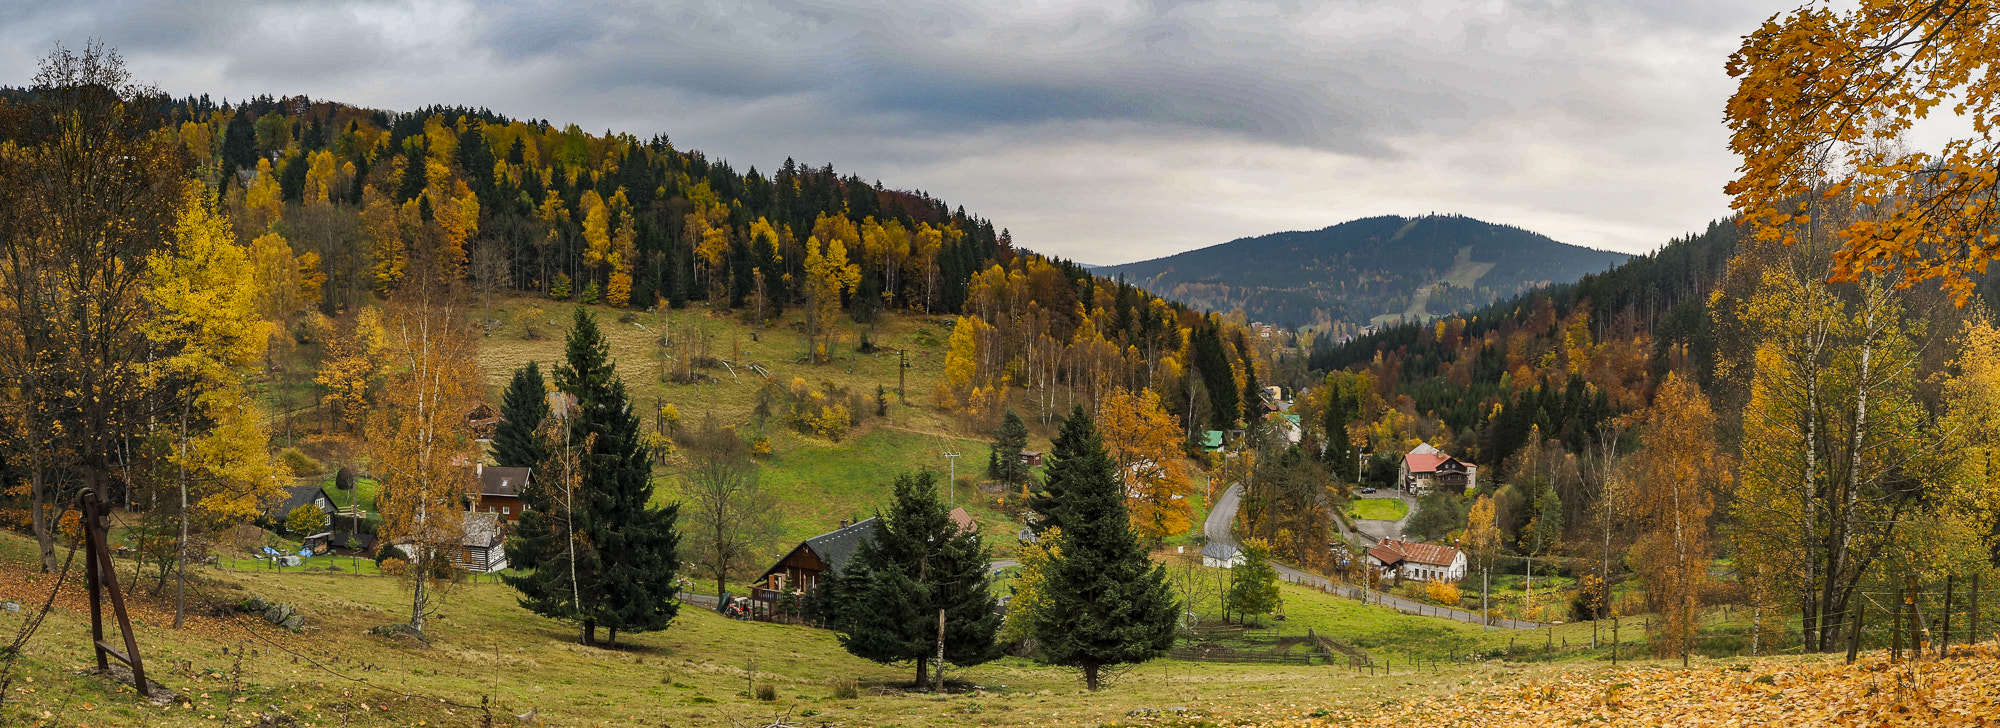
[829,470,1001,689]
[989,409,1029,488]
[506,308,682,645]
[492,361,549,468]
[1031,406,1178,691]
[1026,405,1100,535]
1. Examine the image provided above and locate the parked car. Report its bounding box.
[1360,487,1377,494]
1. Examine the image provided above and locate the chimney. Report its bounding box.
[476,462,484,476]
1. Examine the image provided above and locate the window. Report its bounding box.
[502,507,510,515]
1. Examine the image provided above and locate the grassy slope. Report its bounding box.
[1,530,1636,728]
[476,298,1042,550]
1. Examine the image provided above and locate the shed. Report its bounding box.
[1017,450,1043,467]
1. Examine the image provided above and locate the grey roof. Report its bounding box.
[272,485,332,517]
[1201,541,1240,560]
[462,512,506,548]
[478,467,532,497]
[804,517,879,575]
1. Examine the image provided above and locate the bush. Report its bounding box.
[830,679,860,700]
[278,448,322,477]
[754,684,778,701]
[1424,581,1461,606]
[378,557,409,576]
[580,281,601,305]
[285,504,329,536]
[550,273,573,301]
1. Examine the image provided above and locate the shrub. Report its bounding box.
[830,679,860,700]
[751,437,773,456]
[754,684,778,702]
[284,504,329,536]
[278,448,322,477]
[550,273,572,301]
[1424,580,1461,606]
[379,557,409,576]
[580,281,601,305]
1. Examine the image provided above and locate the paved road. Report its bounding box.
[1207,481,1544,630]
[1205,484,1244,546]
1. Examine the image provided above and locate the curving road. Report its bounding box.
[1206,482,1543,630]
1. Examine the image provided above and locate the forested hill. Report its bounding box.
[80,91,1073,318]
[1302,218,1739,478]
[1097,214,1630,331]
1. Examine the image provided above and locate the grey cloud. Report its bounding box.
[0,0,1794,260]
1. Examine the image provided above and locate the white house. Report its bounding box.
[1201,541,1244,569]
[1398,442,1478,495]
[1365,538,1466,583]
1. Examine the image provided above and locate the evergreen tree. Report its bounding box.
[1192,326,1239,431]
[1226,539,1282,624]
[1031,406,1178,691]
[506,308,682,646]
[492,361,549,468]
[989,409,1030,488]
[1240,358,1265,421]
[1026,405,1099,534]
[829,470,1001,689]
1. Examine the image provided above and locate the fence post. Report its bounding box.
[1941,575,1954,659]
[1892,578,1904,662]
[1908,572,1922,662]
[1972,573,1981,646]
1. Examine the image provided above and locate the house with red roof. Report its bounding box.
[1398,443,1477,495]
[1366,538,1466,583]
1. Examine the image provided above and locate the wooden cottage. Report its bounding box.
[752,517,878,607]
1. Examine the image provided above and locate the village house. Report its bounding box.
[751,507,979,621]
[465,402,501,441]
[1366,538,1466,583]
[1017,450,1044,468]
[1201,541,1243,569]
[269,484,337,525]
[1398,442,1478,495]
[469,463,531,522]
[752,517,879,615]
[452,512,508,573]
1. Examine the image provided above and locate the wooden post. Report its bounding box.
[1972,572,1981,646]
[1909,572,1923,661]
[1892,578,1904,662]
[1941,575,1954,659]
[1846,597,1863,664]
[79,490,150,696]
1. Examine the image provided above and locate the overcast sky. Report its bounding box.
[1,0,1795,265]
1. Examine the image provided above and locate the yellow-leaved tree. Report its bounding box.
[145,181,282,626]
[802,235,860,363]
[1632,373,1727,665]
[1725,1,2000,304]
[1098,388,1193,543]
[369,292,483,635]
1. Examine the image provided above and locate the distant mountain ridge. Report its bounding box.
[1098,214,1630,331]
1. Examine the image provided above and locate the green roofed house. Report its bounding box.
[1201,430,1225,451]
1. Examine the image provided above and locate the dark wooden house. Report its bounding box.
[752,518,879,607]
[471,464,531,522]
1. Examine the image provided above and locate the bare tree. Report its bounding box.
[681,416,779,597]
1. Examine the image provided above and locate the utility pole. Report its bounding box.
[942,452,960,509]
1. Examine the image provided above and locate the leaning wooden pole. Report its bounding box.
[80,489,149,697]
